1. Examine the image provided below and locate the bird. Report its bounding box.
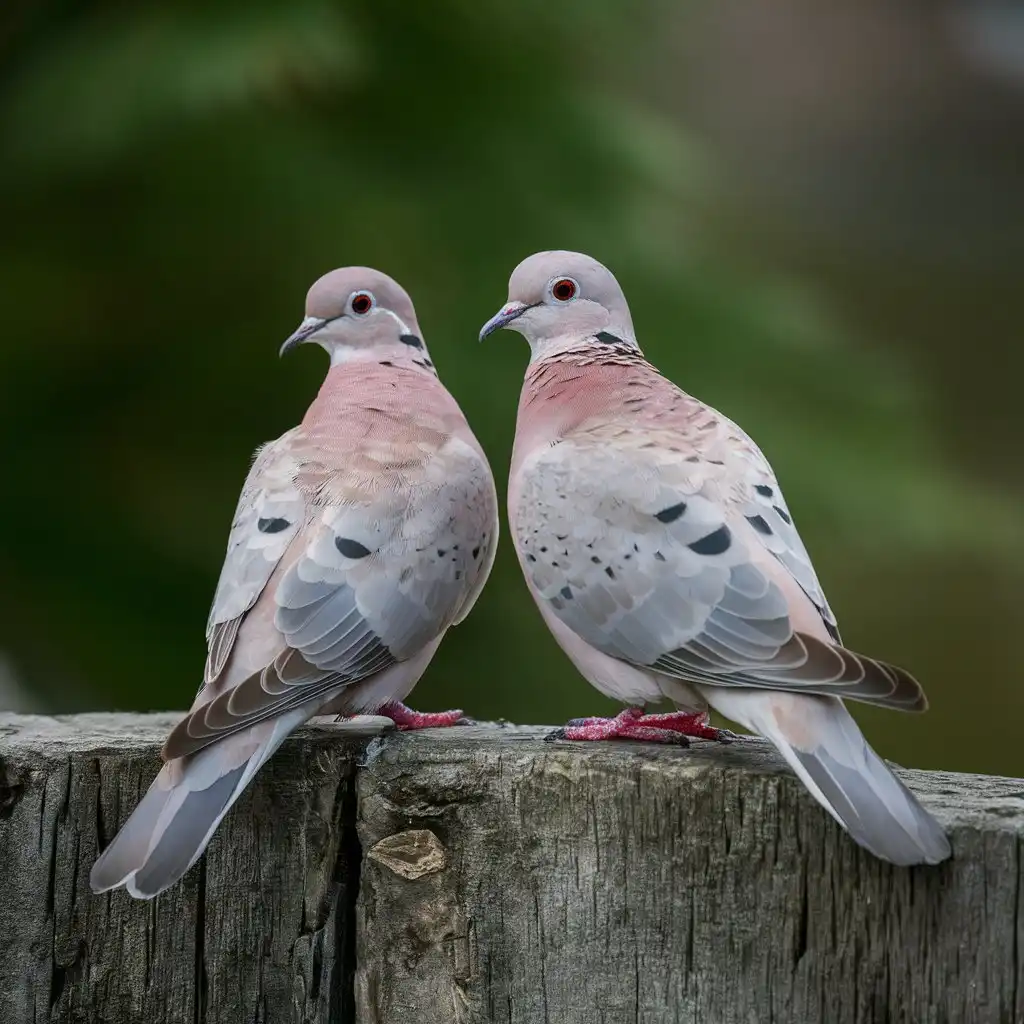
[91,267,498,898]
[480,249,950,866]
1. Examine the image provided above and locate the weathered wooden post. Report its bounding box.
[0,714,361,1024]
[1,714,1021,1023]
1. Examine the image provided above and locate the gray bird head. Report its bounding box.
[479,250,638,359]
[280,267,425,361]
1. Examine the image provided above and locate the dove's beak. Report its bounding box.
[478,302,537,341]
[280,316,332,357]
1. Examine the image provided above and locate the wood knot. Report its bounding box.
[368,829,447,880]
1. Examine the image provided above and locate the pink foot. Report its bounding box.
[377,700,465,731]
[550,707,733,745]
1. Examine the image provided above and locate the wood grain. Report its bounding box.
[1,715,1021,1023]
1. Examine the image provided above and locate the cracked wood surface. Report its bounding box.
[0,714,1022,1024]
[0,713,364,1024]
[355,726,1024,1024]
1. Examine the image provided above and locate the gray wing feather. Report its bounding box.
[515,437,923,711]
[203,433,304,684]
[165,436,497,759]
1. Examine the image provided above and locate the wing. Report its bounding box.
[203,431,305,686]
[729,424,840,643]
[164,432,497,759]
[513,417,924,712]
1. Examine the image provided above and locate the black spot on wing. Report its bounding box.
[400,334,423,348]
[560,586,573,600]
[335,537,371,559]
[594,331,623,345]
[655,502,686,524]
[747,514,772,535]
[755,484,774,498]
[689,525,731,556]
[774,505,792,525]
[257,517,290,534]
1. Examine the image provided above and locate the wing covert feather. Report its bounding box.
[167,427,497,760]
[513,426,922,711]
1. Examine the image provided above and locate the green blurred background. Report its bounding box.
[2,1,1022,776]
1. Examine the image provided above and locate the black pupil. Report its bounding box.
[353,294,371,313]
[555,280,574,300]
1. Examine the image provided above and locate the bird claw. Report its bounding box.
[335,700,464,733]
[374,701,466,731]
[549,707,732,746]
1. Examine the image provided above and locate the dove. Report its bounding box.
[91,268,498,898]
[480,250,950,866]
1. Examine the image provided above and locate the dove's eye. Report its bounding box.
[350,292,374,315]
[551,278,578,302]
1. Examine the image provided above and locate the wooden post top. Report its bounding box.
[1,713,1021,1023]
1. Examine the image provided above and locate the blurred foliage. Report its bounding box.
[1,0,1021,775]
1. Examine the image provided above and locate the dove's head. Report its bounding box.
[280,267,432,367]
[479,250,638,360]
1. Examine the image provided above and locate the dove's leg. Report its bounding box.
[552,706,729,743]
[529,607,728,741]
[558,708,689,744]
[377,700,464,730]
[324,638,462,729]
[628,709,730,740]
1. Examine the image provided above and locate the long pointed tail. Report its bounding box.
[700,687,951,865]
[90,707,308,899]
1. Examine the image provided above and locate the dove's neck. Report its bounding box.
[326,339,437,376]
[302,359,456,434]
[526,329,641,365]
[511,345,656,475]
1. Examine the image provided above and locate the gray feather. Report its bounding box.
[130,764,246,898]
[90,774,176,894]
[703,688,951,865]
[791,746,951,865]
[515,439,923,711]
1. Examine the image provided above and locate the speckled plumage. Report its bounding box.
[92,268,498,898]
[489,249,949,866]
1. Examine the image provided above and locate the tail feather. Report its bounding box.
[90,768,182,894]
[90,707,308,899]
[700,687,951,866]
[129,763,246,898]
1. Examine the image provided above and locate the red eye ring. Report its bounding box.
[351,292,373,315]
[552,278,577,302]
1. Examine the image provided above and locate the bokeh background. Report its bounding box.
[2,0,1022,775]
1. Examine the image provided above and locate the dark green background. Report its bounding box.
[2,1,1021,776]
